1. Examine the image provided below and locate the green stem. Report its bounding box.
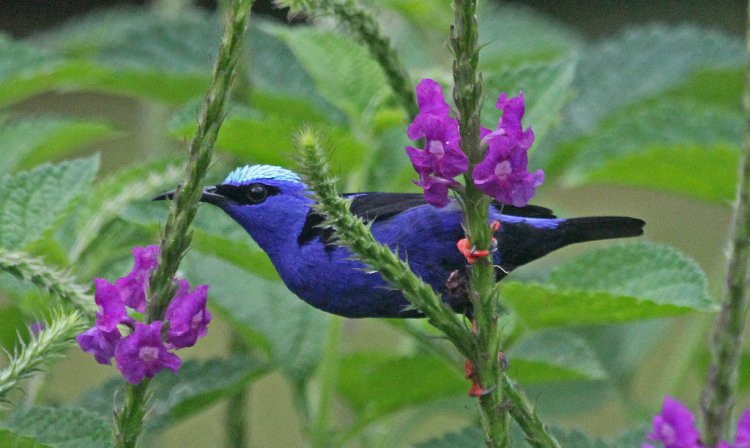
[114,2,254,446]
[328,0,418,120]
[450,1,508,446]
[503,375,561,448]
[225,333,250,448]
[700,2,750,443]
[310,317,343,447]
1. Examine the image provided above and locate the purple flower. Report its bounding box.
[115,245,160,313]
[644,397,702,448]
[94,278,128,331]
[405,79,468,207]
[76,326,121,365]
[473,92,543,207]
[114,321,181,384]
[734,409,750,448]
[165,279,211,349]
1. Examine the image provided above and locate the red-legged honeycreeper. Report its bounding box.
[154,165,645,318]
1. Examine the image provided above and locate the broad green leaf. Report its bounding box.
[262,24,389,122]
[0,407,112,448]
[181,255,327,382]
[585,145,739,203]
[559,100,741,187]
[0,117,117,175]
[661,68,743,109]
[0,11,217,105]
[483,57,575,146]
[337,353,466,421]
[0,429,53,448]
[502,242,713,328]
[567,25,743,133]
[413,426,484,448]
[508,329,607,382]
[0,157,99,251]
[478,3,581,66]
[169,102,367,174]
[77,356,268,430]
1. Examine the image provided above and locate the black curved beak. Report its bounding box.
[152,185,227,206]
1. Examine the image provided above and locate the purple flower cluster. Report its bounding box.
[644,396,750,448]
[76,245,211,384]
[405,78,543,207]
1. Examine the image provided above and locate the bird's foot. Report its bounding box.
[457,221,501,264]
[464,352,507,397]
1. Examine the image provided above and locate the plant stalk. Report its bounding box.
[114,1,254,446]
[700,2,750,444]
[451,0,508,446]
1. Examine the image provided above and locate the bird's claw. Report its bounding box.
[464,352,507,397]
[457,221,501,264]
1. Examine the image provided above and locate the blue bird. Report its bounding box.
[155,165,645,318]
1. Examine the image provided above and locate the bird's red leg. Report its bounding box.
[461,221,504,397]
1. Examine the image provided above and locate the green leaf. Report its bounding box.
[0,117,117,175]
[180,255,328,382]
[585,145,739,203]
[413,426,484,448]
[0,306,29,351]
[0,407,112,448]
[508,329,607,382]
[337,353,466,421]
[567,25,743,134]
[483,57,576,146]
[502,242,713,328]
[0,429,54,448]
[63,158,183,262]
[262,24,388,122]
[0,11,217,105]
[0,157,99,250]
[559,100,741,188]
[168,102,367,174]
[478,3,581,66]
[78,356,268,430]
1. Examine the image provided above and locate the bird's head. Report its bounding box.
[155,165,313,251]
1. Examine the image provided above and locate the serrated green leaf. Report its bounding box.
[559,100,741,187]
[262,24,388,122]
[483,57,575,146]
[337,353,465,421]
[0,117,117,175]
[567,25,743,133]
[77,356,268,430]
[0,407,112,448]
[502,242,713,328]
[0,429,54,448]
[413,426,484,448]
[508,329,607,382]
[180,255,327,382]
[0,157,99,251]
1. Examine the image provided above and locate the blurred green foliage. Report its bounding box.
[0,1,744,447]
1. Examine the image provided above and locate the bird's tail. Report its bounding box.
[496,216,645,272]
[558,216,645,243]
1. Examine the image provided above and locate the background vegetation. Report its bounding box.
[0,1,744,446]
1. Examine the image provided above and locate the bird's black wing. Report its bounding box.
[348,192,556,220]
[297,192,555,249]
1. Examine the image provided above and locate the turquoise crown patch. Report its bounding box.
[223,165,302,186]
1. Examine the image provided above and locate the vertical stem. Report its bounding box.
[114,1,254,446]
[225,334,250,448]
[451,1,507,447]
[700,2,750,444]
[310,317,343,447]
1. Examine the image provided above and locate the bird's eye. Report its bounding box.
[247,183,268,203]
